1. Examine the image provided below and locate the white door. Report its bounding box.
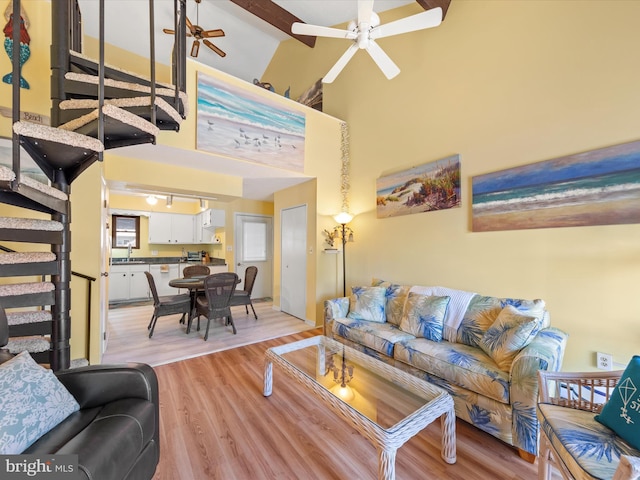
[100,178,110,359]
[281,205,307,320]
[234,214,272,299]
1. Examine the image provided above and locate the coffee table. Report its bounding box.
[263,335,456,480]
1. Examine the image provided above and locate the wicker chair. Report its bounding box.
[194,273,239,341]
[537,370,640,480]
[144,272,191,338]
[183,265,210,278]
[229,266,258,319]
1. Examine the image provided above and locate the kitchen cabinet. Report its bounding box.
[148,212,194,244]
[109,264,150,302]
[201,209,225,228]
[149,264,180,297]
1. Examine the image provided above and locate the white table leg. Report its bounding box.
[263,357,273,397]
[441,408,457,464]
[378,446,397,480]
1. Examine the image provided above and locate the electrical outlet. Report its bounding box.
[596,352,613,371]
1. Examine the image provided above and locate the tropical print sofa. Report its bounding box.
[323,279,569,458]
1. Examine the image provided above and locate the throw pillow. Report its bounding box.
[399,293,450,341]
[347,286,386,323]
[595,355,640,450]
[0,351,80,454]
[369,279,410,326]
[479,305,540,371]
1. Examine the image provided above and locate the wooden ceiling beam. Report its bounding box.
[415,0,451,19]
[229,0,316,48]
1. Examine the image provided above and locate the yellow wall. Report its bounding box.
[263,0,640,371]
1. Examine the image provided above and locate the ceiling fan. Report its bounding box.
[163,0,226,58]
[291,0,442,83]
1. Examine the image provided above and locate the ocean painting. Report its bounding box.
[472,140,640,231]
[376,154,461,218]
[196,72,306,172]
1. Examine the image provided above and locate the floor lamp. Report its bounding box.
[334,212,354,297]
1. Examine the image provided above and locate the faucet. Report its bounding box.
[127,242,133,262]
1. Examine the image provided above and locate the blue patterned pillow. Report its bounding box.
[479,305,540,371]
[595,355,640,450]
[399,293,450,341]
[0,352,80,454]
[348,286,386,323]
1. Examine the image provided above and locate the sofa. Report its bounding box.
[324,280,569,459]
[0,305,159,480]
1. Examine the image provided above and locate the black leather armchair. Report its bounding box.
[0,305,159,480]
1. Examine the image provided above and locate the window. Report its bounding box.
[112,215,140,249]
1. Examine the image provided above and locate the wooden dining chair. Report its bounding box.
[145,272,191,338]
[229,266,258,320]
[195,272,239,340]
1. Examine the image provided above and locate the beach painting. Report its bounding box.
[472,140,640,232]
[376,154,461,218]
[196,72,306,172]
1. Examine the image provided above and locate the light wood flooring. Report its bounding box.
[152,329,562,480]
[103,300,315,366]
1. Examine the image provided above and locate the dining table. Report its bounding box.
[168,275,207,334]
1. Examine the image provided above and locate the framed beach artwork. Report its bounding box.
[196,72,306,172]
[471,140,640,232]
[376,154,461,219]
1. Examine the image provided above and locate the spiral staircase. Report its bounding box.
[0,0,188,370]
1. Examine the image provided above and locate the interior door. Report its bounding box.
[234,214,273,299]
[100,178,110,359]
[281,205,307,320]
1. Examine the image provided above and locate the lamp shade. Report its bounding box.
[146,195,158,205]
[334,212,353,224]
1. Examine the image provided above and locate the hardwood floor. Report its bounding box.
[103,300,315,366]
[152,330,561,480]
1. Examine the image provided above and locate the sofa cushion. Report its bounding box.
[0,352,80,454]
[538,403,639,480]
[55,398,156,480]
[595,355,640,451]
[399,293,450,341]
[457,296,546,349]
[333,317,415,357]
[348,286,387,323]
[372,279,410,326]
[394,338,510,404]
[479,305,541,371]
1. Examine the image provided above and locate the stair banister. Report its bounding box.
[98,0,105,161]
[11,0,21,181]
[149,0,157,130]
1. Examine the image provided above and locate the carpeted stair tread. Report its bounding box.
[65,72,189,116]
[0,165,69,201]
[0,216,63,231]
[13,121,104,153]
[7,310,52,326]
[59,103,160,137]
[0,282,55,297]
[60,96,182,125]
[7,336,50,354]
[0,164,16,181]
[0,252,56,265]
[70,358,89,368]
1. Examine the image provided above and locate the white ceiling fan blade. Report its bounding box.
[357,0,375,25]
[323,44,359,84]
[365,40,400,79]
[291,22,356,40]
[370,7,442,40]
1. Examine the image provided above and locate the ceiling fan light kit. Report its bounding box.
[292,0,443,83]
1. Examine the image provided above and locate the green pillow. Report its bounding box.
[595,355,640,450]
[347,286,386,323]
[399,293,450,341]
[0,352,80,454]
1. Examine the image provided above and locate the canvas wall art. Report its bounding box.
[472,140,640,232]
[376,154,461,218]
[196,72,306,172]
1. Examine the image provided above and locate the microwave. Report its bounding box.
[187,251,203,262]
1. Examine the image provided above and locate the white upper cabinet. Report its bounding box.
[148,213,195,244]
[201,209,225,228]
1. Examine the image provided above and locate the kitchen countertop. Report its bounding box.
[111,257,226,266]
